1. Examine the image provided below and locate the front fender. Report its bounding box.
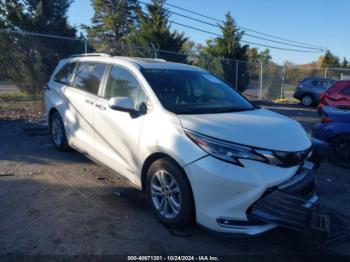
[137,109,207,186]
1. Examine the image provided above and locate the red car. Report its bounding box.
[318,80,350,111]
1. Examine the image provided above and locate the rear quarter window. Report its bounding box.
[54,62,76,85]
[72,62,107,95]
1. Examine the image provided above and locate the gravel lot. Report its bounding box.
[0,104,349,260]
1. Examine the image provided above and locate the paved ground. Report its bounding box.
[0,104,350,260]
[0,84,19,94]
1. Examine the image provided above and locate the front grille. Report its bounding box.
[278,168,316,200]
[273,148,311,167]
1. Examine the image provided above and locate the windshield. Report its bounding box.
[141,69,254,114]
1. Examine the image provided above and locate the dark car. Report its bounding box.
[312,106,350,168]
[318,80,350,111]
[293,77,335,107]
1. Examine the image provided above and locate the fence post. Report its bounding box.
[324,67,328,78]
[84,37,88,54]
[281,64,286,100]
[235,60,239,90]
[258,59,263,100]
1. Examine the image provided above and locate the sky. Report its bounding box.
[68,0,350,65]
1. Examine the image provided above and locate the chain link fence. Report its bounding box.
[0,30,85,119]
[1,30,349,120]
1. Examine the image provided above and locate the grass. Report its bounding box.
[0,93,42,102]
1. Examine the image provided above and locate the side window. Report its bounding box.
[341,87,350,95]
[325,81,334,88]
[105,65,147,112]
[54,62,76,85]
[72,62,107,95]
[310,80,318,86]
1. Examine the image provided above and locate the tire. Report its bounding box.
[146,157,194,228]
[49,111,69,151]
[330,135,350,169]
[301,94,314,107]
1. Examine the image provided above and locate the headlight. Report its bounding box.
[185,129,310,167]
[185,130,268,166]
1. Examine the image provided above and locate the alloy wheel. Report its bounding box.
[302,95,313,106]
[150,170,181,219]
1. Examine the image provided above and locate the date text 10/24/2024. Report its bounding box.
[127,256,220,261]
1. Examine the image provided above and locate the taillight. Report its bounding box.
[321,117,332,123]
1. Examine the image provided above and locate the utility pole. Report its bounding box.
[258,59,263,100]
[235,60,239,90]
[324,43,328,78]
[281,61,286,100]
[84,37,88,54]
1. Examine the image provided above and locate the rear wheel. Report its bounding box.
[330,135,350,169]
[49,111,69,151]
[146,158,194,228]
[301,94,314,107]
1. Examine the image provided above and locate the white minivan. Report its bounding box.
[45,54,317,235]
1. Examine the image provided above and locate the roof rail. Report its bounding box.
[70,53,111,58]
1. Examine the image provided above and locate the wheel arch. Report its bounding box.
[329,133,350,142]
[48,107,59,127]
[141,152,196,223]
[301,92,316,99]
[141,152,174,190]
[140,152,192,192]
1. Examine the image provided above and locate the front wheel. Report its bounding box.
[146,158,194,228]
[330,135,350,169]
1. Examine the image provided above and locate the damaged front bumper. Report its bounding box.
[250,162,350,243]
[213,161,318,236]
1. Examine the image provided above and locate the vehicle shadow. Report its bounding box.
[1,177,347,257]
[0,119,91,165]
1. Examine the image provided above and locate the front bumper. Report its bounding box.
[184,156,317,235]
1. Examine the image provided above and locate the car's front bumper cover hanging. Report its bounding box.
[251,190,350,244]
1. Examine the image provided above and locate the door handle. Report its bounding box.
[95,103,106,111]
[85,99,94,105]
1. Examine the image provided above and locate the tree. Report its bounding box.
[342,57,348,68]
[259,49,272,63]
[84,0,141,54]
[202,12,249,92]
[247,48,271,63]
[0,0,78,94]
[129,0,188,62]
[322,50,340,68]
[246,48,259,61]
[0,0,76,36]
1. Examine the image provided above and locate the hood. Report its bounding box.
[178,108,311,152]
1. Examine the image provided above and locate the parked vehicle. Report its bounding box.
[313,106,350,169]
[293,77,335,107]
[45,54,318,236]
[318,80,350,111]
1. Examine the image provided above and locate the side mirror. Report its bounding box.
[109,97,135,112]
